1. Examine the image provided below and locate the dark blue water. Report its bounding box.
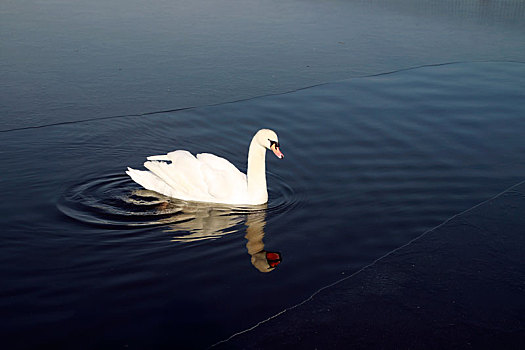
[2,0,525,349]
[1,61,524,349]
[2,0,525,131]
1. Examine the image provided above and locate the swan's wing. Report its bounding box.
[126,167,179,198]
[197,153,248,201]
[128,150,248,203]
[196,153,244,176]
[143,151,210,202]
[147,154,170,161]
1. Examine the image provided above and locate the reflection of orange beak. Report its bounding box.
[270,144,284,159]
[266,252,282,268]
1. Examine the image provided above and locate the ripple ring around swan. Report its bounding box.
[57,173,298,230]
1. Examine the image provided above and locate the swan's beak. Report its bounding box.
[270,144,284,159]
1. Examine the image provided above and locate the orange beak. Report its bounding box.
[270,144,284,159]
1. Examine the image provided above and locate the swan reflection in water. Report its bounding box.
[128,189,282,272]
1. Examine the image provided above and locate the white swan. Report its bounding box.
[126,129,284,205]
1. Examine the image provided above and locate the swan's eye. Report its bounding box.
[269,139,280,148]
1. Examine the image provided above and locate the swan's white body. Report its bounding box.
[126,129,283,205]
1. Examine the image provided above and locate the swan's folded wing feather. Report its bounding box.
[200,166,233,200]
[197,153,247,201]
[126,167,179,198]
[129,150,249,204]
[143,162,182,193]
[196,153,246,180]
[144,155,209,201]
[147,154,170,161]
[166,150,195,163]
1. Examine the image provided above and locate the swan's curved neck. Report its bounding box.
[247,139,268,204]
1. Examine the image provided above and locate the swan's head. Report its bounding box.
[255,129,284,159]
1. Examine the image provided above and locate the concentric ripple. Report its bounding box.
[57,172,297,237]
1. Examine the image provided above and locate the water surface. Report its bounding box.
[2,0,524,131]
[1,62,524,348]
